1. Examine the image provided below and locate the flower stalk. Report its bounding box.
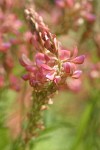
[24,83,56,143]
[19,7,85,147]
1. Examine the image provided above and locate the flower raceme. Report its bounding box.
[20,8,85,90]
[18,8,85,142]
[20,47,85,88]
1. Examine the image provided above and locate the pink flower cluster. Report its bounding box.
[0,4,30,91]
[55,0,95,25]
[20,9,85,90]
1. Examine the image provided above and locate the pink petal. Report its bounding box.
[35,53,44,60]
[36,72,44,81]
[35,53,44,61]
[59,50,70,60]
[71,46,78,58]
[63,62,75,74]
[32,33,40,50]
[72,70,82,79]
[67,78,81,92]
[83,13,96,22]
[46,72,55,80]
[55,0,65,8]
[63,62,71,74]
[41,64,53,71]
[25,66,36,72]
[54,76,61,84]
[19,54,32,67]
[44,54,50,62]
[22,74,29,81]
[35,53,45,67]
[71,55,85,64]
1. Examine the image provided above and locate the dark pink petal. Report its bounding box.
[63,62,75,74]
[35,53,45,67]
[44,39,51,49]
[36,72,44,81]
[72,70,82,79]
[19,54,32,67]
[59,50,70,60]
[44,54,50,62]
[71,55,85,64]
[29,79,39,87]
[22,74,29,81]
[25,66,36,72]
[41,64,53,71]
[63,62,70,74]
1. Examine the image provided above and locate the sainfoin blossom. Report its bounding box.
[20,8,85,91]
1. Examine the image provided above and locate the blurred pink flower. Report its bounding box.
[0,76,4,88]
[9,74,21,91]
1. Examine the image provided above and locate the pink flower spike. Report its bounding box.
[72,70,82,79]
[71,55,85,64]
[19,54,32,67]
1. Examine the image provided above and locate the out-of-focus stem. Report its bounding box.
[24,83,56,144]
